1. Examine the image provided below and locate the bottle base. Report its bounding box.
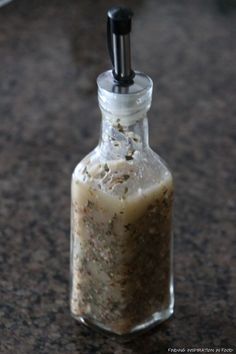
[72,306,174,340]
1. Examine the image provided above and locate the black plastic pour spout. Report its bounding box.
[107,7,135,85]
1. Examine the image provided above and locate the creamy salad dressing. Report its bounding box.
[71,160,173,334]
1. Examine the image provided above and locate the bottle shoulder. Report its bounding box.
[72,148,97,175]
[147,147,173,178]
[72,146,173,199]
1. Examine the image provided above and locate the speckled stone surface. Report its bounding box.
[0,0,235,353]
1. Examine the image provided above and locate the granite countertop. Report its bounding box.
[0,0,235,353]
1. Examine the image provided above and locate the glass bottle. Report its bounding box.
[70,7,174,338]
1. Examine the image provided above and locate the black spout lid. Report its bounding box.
[107,6,135,85]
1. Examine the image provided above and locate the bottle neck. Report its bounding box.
[98,111,149,158]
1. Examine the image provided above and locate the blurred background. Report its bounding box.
[0,0,235,353]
